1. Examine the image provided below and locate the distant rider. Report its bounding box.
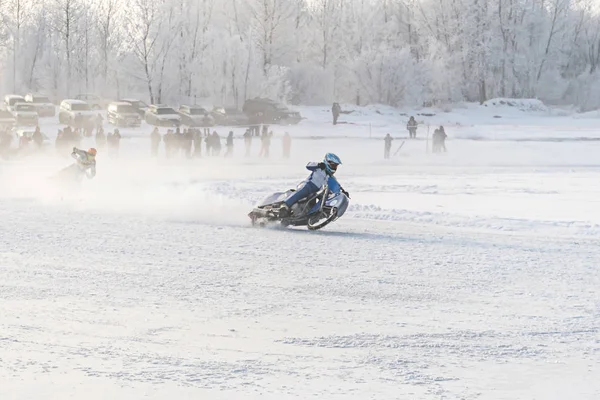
[279,153,349,217]
[71,147,97,179]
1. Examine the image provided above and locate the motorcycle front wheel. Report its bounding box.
[307,209,337,231]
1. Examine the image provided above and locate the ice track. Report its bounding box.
[1,132,600,399]
[1,197,599,399]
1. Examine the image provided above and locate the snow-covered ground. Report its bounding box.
[1,102,599,399]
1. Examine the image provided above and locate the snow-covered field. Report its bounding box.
[1,102,599,399]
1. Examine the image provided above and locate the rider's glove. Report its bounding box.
[342,189,350,198]
[317,162,326,170]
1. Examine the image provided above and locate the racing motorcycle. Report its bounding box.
[248,176,349,230]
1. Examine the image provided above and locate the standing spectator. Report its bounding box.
[55,129,65,152]
[19,132,31,150]
[184,128,194,158]
[205,131,213,156]
[224,131,234,157]
[263,131,273,158]
[384,133,393,159]
[108,128,121,157]
[211,131,222,156]
[63,126,71,144]
[175,127,184,157]
[96,127,106,150]
[70,127,78,142]
[243,128,252,156]
[95,113,104,134]
[32,126,44,148]
[69,127,82,148]
[84,118,94,137]
[193,129,202,158]
[258,130,267,157]
[151,127,161,157]
[332,102,341,125]
[114,128,122,154]
[438,126,447,152]
[407,116,418,139]
[106,130,113,154]
[282,132,292,159]
[164,130,175,158]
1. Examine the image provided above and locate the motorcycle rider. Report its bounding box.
[279,153,349,217]
[55,147,97,186]
[71,147,97,179]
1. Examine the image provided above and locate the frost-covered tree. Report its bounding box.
[52,0,83,96]
[0,0,33,91]
[247,0,295,73]
[123,0,166,103]
[0,0,600,109]
[177,0,214,99]
[93,0,121,94]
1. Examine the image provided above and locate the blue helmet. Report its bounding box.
[324,153,342,174]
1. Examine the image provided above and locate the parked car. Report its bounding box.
[178,105,214,127]
[120,98,149,116]
[74,94,106,110]
[4,94,25,112]
[107,102,142,127]
[58,99,95,126]
[242,98,302,125]
[145,105,181,127]
[0,109,16,129]
[211,106,250,126]
[24,93,56,117]
[11,103,39,126]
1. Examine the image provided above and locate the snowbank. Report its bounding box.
[482,98,549,113]
[285,98,600,140]
[572,109,600,119]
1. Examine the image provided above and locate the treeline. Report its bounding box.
[1,0,599,110]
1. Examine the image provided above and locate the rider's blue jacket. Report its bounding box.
[305,162,330,188]
[283,161,346,208]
